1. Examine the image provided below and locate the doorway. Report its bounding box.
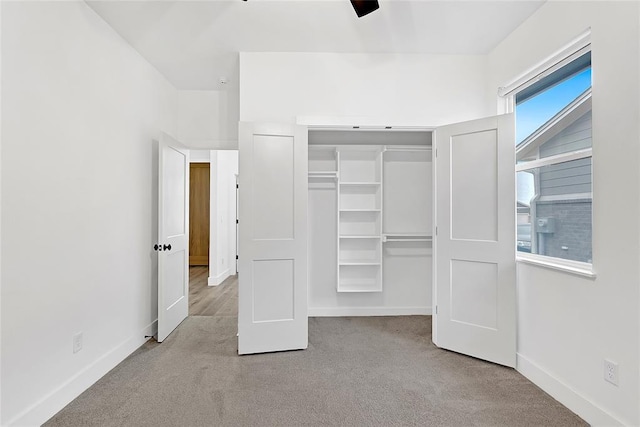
[189,162,210,267]
[188,267,237,316]
[187,150,239,318]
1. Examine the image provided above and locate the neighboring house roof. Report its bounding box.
[517,201,530,214]
[516,89,592,161]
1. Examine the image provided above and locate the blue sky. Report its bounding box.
[515,67,591,204]
[516,68,592,143]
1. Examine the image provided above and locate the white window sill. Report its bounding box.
[516,253,596,279]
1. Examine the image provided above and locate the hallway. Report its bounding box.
[189,266,238,317]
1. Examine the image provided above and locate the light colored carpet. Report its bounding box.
[44,316,586,426]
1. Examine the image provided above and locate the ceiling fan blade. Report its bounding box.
[350,0,380,18]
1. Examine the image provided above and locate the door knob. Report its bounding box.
[163,244,172,251]
[154,244,160,251]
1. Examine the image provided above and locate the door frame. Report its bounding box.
[302,119,438,312]
[189,162,211,267]
[156,146,240,338]
[300,117,516,366]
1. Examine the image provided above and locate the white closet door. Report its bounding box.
[238,122,308,355]
[434,114,516,367]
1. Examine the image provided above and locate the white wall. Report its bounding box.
[177,89,239,150]
[189,149,211,163]
[1,2,177,425]
[487,2,640,425]
[239,52,492,125]
[208,150,238,286]
[239,53,488,315]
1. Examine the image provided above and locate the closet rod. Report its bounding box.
[383,235,433,242]
[383,147,432,152]
[384,238,432,242]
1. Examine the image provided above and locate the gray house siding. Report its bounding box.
[533,110,592,263]
[539,157,591,196]
[539,111,592,197]
[540,111,591,157]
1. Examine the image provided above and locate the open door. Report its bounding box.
[433,114,516,367]
[157,132,190,342]
[238,122,308,355]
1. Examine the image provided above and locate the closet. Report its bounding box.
[238,117,514,365]
[307,130,433,315]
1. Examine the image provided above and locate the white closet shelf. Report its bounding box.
[309,177,338,182]
[336,146,384,294]
[337,288,383,293]
[339,261,381,266]
[308,171,338,176]
[339,182,380,186]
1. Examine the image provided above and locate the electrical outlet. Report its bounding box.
[73,332,83,354]
[604,359,618,386]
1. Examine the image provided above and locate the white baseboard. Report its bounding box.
[516,353,626,427]
[208,269,230,287]
[308,306,431,317]
[8,321,157,427]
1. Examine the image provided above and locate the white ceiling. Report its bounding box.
[87,0,545,90]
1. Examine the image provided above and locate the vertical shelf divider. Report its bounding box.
[379,145,384,292]
[336,148,341,292]
[337,146,383,292]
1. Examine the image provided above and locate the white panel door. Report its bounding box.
[238,122,308,355]
[157,132,190,343]
[433,115,516,367]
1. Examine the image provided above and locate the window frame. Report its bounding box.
[500,31,595,278]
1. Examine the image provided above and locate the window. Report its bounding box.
[513,50,593,267]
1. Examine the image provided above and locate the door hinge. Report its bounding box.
[435,226,438,236]
[236,255,239,260]
[236,184,239,189]
[435,305,438,315]
[236,219,239,224]
[435,149,438,158]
